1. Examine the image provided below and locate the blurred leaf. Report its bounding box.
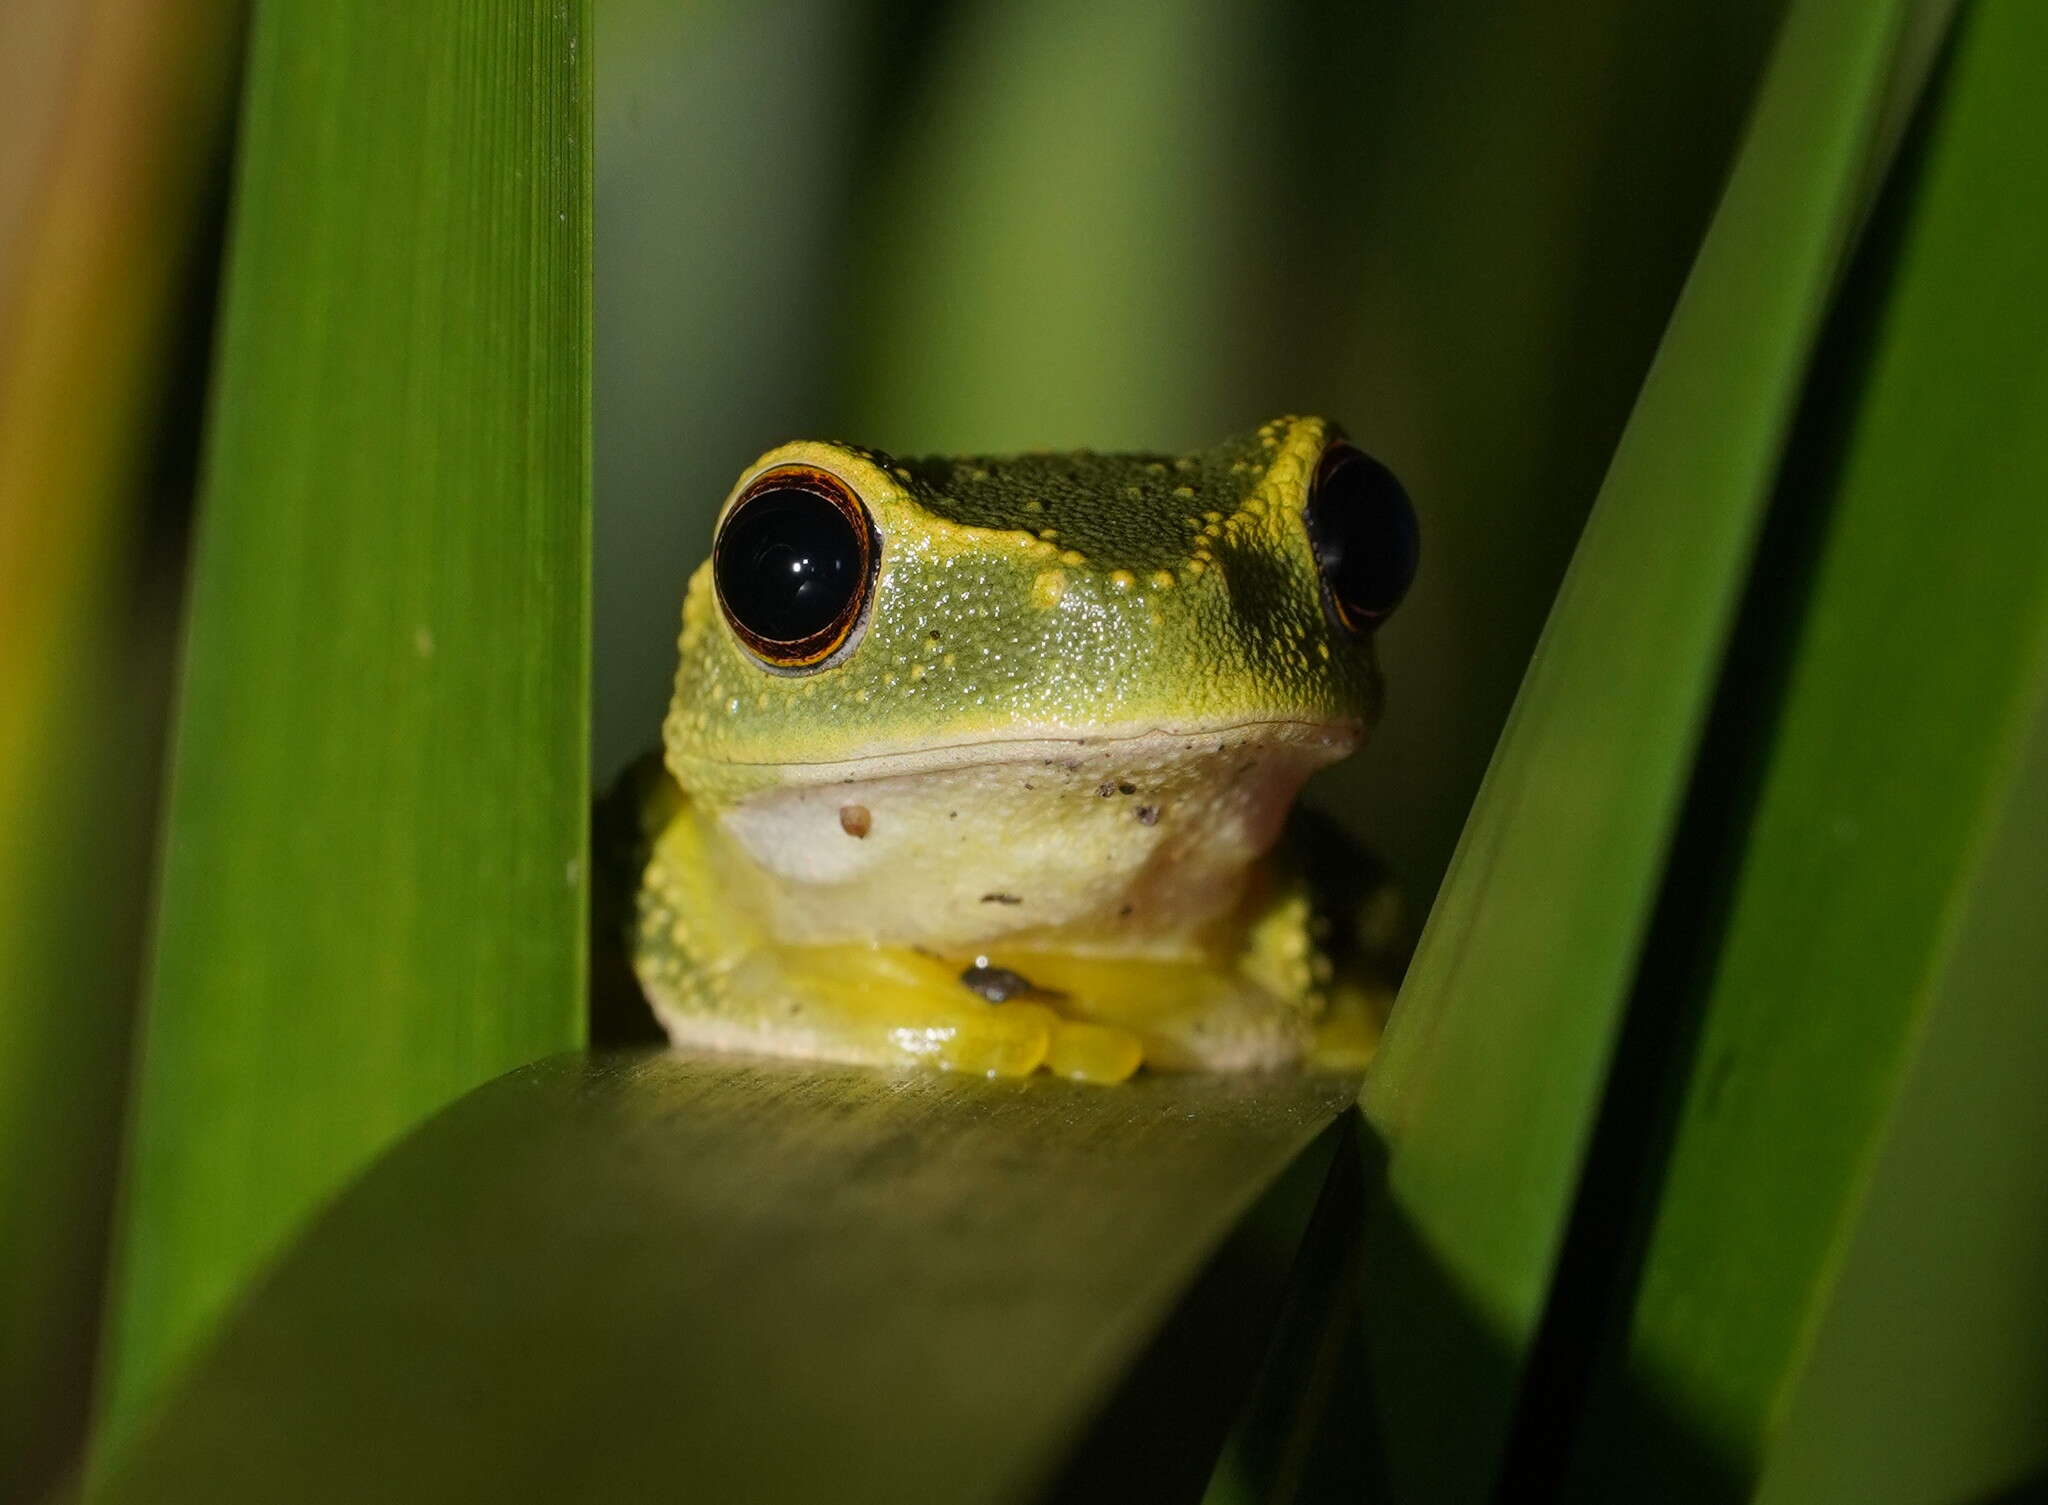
[1351,1,1935,1499]
[92,1052,1352,1503]
[1558,1,2048,1495]
[0,0,242,1494]
[1289,0,1789,903]
[842,0,1260,455]
[592,0,875,779]
[96,0,591,1456]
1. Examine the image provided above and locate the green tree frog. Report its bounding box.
[623,416,1417,1084]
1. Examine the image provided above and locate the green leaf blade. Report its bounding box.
[94,1053,1353,1504]
[1353,1,1929,1497]
[99,0,591,1454]
[1572,0,2048,1490]
[0,5,245,1492]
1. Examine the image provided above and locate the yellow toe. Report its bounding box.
[1045,1020,1144,1084]
[934,1000,1055,1077]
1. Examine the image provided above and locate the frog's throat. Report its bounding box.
[675,715,1363,785]
[682,718,1362,959]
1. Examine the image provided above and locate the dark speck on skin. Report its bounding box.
[948,810,958,819]
[1118,904,1134,918]
[979,892,1023,905]
[1117,782,1136,795]
[1136,806,1160,826]
[1096,782,1117,798]
[838,804,872,838]
[959,963,1065,1004]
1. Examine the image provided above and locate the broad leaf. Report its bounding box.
[1565,2,2048,1494]
[1353,2,1936,1498]
[97,0,591,1453]
[95,1052,1353,1504]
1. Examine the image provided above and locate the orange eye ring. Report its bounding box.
[712,465,877,670]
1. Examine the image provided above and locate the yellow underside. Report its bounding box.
[632,790,1385,1084]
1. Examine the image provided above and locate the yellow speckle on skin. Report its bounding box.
[1150,570,1174,589]
[1147,610,1165,628]
[942,651,957,666]
[1031,569,1066,609]
[1173,485,1195,499]
[854,688,871,704]
[1109,569,1136,592]
[1184,559,1208,577]
[1060,548,1086,566]
[909,663,927,680]
[1038,527,1059,541]
[892,466,912,481]
[1122,485,1142,499]
[1203,510,1222,523]
[1317,642,1331,660]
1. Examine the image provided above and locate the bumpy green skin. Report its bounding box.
[664,416,1379,797]
[637,417,1398,1077]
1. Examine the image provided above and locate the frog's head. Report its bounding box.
[662,417,1418,947]
[664,416,1417,817]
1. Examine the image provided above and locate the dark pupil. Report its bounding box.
[715,485,864,645]
[1307,447,1419,627]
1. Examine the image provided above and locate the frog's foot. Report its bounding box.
[973,952,1314,1073]
[646,943,1144,1084]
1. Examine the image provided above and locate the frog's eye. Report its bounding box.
[1304,441,1418,633]
[714,465,877,670]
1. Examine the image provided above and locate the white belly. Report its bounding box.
[708,722,1357,957]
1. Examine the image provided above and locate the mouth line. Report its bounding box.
[695,715,1365,773]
